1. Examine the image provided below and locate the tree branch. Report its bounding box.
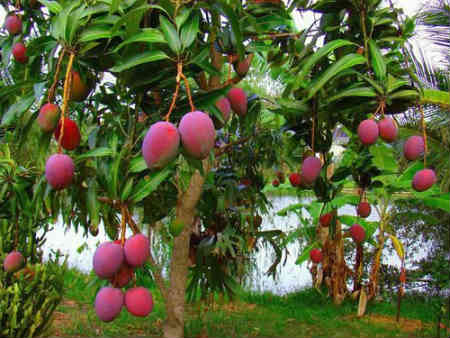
[214,136,251,157]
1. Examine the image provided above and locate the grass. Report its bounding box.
[46,268,439,337]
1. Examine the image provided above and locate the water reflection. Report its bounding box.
[42,196,427,295]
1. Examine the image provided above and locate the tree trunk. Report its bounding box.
[331,220,349,305]
[163,161,211,338]
[317,214,351,304]
[396,286,402,322]
[353,244,363,292]
[368,231,385,299]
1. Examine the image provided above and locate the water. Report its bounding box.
[41,196,429,295]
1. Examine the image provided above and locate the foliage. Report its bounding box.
[0,143,66,337]
[0,253,66,338]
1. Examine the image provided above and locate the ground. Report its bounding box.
[45,269,440,337]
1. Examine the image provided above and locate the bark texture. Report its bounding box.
[163,161,211,338]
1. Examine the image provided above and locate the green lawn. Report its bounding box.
[46,268,438,337]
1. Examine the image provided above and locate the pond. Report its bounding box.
[41,195,427,295]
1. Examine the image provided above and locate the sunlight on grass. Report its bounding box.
[46,269,436,337]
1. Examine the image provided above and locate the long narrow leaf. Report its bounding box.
[129,167,173,203]
[213,2,244,58]
[421,89,450,109]
[113,29,166,52]
[159,15,181,54]
[327,87,377,104]
[180,14,199,49]
[110,50,168,72]
[296,241,319,265]
[369,39,386,82]
[307,54,366,99]
[78,25,114,43]
[296,39,356,85]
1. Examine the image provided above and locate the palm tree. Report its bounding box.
[399,0,450,190]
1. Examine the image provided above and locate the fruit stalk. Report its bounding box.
[180,72,195,112]
[359,4,370,67]
[47,48,66,103]
[58,52,75,153]
[353,243,363,292]
[311,111,315,153]
[164,62,182,122]
[120,205,126,246]
[418,104,428,166]
[124,207,141,235]
[227,54,233,83]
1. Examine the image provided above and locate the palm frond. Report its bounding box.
[416,1,450,51]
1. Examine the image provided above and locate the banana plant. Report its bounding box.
[278,133,449,313]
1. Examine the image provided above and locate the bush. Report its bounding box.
[0,254,66,338]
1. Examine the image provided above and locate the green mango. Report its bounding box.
[169,219,185,237]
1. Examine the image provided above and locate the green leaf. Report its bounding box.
[159,15,181,54]
[356,72,385,94]
[120,177,134,201]
[110,147,125,199]
[129,167,172,203]
[420,89,450,109]
[124,5,148,37]
[110,0,120,13]
[296,241,319,265]
[113,28,166,52]
[180,14,199,49]
[52,1,81,42]
[307,54,366,99]
[110,4,150,36]
[175,8,192,30]
[66,3,86,44]
[338,216,378,244]
[422,196,450,212]
[33,82,47,101]
[169,219,185,237]
[397,161,424,183]
[1,94,35,126]
[296,39,356,85]
[75,147,113,161]
[189,46,209,65]
[91,14,121,25]
[327,86,377,104]
[368,39,386,82]
[87,179,100,228]
[37,0,62,13]
[129,156,147,173]
[213,1,245,58]
[389,89,419,100]
[386,74,408,94]
[110,50,168,72]
[369,143,398,172]
[81,4,110,17]
[78,25,114,43]
[193,59,222,76]
[330,195,359,208]
[277,203,307,216]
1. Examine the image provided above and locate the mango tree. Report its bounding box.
[1,0,449,337]
[0,1,291,337]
